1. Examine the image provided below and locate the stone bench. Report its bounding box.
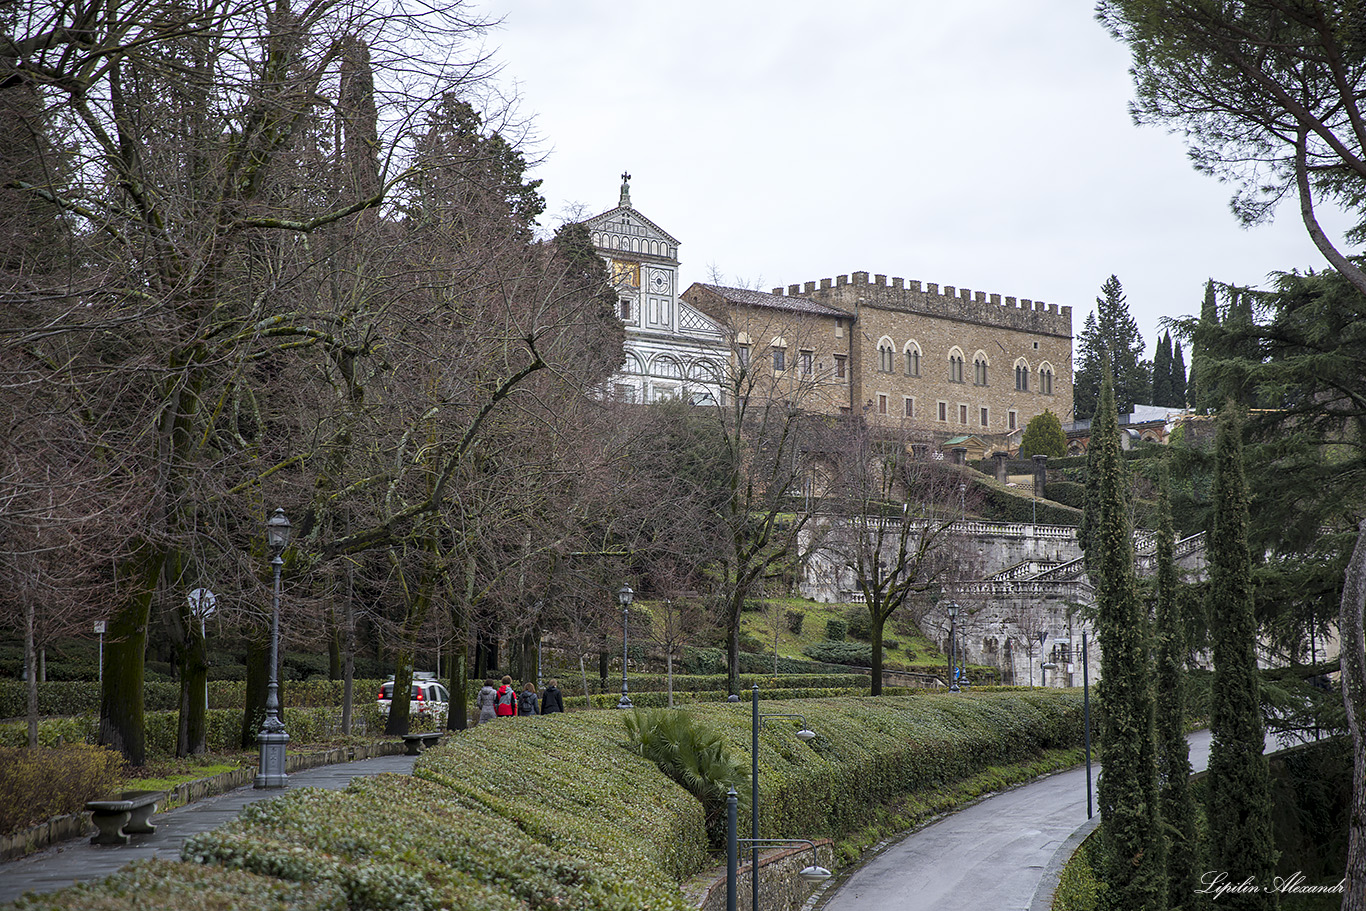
[401,732,442,755]
[86,790,167,845]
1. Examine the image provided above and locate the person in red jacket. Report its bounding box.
[494,675,518,716]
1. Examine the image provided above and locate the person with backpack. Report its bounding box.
[495,675,518,717]
[475,678,498,724]
[540,678,564,714]
[518,682,539,716]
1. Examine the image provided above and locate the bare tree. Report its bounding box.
[821,418,972,694]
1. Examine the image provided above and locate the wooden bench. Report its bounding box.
[400,732,443,755]
[86,790,167,845]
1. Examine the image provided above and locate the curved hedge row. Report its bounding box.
[8,692,1085,911]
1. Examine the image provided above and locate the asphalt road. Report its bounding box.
[819,729,1216,911]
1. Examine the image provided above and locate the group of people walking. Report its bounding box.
[475,676,565,723]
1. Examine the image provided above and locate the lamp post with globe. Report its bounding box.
[255,508,291,789]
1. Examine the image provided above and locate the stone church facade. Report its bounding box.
[583,176,729,405]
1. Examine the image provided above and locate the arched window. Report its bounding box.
[1014,358,1030,391]
[622,353,645,376]
[878,337,895,373]
[1038,362,1054,395]
[904,341,922,376]
[973,351,989,386]
[948,348,965,383]
[653,356,683,379]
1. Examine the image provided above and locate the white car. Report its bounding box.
[377,673,449,721]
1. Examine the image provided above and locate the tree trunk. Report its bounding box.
[1340,520,1366,911]
[24,574,37,748]
[240,625,269,749]
[869,607,885,696]
[100,546,162,765]
[385,650,413,736]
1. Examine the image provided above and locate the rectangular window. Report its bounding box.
[938,401,948,422]
[835,319,845,338]
[980,407,989,427]
[772,346,785,371]
[738,345,751,368]
[800,349,814,376]
[619,298,632,320]
[1008,410,1018,431]
[904,397,914,418]
[959,404,968,424]
[878,394,888,415]
[834,354,847,380]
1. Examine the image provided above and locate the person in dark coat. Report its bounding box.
[518,682,539,716]
[540,678,565,714]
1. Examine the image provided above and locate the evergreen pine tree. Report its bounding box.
[1152,332,1172,408]
[1075,276,1150,419]
[1171,340,1187,408]
[1205,404,1277,910]
[1155,462,1198,909]
[1093,357,1167,911]
[1073,311,1103,421]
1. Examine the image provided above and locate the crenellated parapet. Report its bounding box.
[769,270,1072,337]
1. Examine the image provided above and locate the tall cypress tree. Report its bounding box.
[1155,462,1198,909]
[1171,340,1187,408]
[1206,404,1277,910]
[1189,280,1220,413]
[1152,332,1173,407]
[1093,358,1167,911]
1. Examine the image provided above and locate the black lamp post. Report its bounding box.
[748,685,818,911]
[947,600,959,692]
[1038,629,1050,687]
[617,584,634,709]
[255,508,291,789]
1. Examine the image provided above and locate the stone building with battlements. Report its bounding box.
[684,271,1074,449]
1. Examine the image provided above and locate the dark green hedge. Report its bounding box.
[0,679,391,720]
[803,641,874,666]
[1046,480,1086,509]
[976,483,1082,525]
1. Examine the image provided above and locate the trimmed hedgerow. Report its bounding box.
[0,679,393,720]
[0,705,393,752]
[803,641,874,666]
[185,713,705,910]
[5,859,347,911]
[0,743,124,836]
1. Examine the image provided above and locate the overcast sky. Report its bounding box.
[471,1,1349,359]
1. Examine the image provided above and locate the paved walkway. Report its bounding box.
[818,729,1297,911]
[0,753,417,905]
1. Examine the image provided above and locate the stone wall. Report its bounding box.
[696,840,836,911]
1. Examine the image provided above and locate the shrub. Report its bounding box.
[624,708,749,847]
[1020,409,1066,459]
[1046,479,1086,509]
[844,607,870,641]
[0,743,124,835]
[737,631,766,654]
[784,610,805,635]
[825,619,847,642]
[802,641,873,666]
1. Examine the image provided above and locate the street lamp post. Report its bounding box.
[947,601,959,692]
[1038,629,1049,688]
[749,685,818,911]
[255,508,292,789]
[617,584,634,709]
